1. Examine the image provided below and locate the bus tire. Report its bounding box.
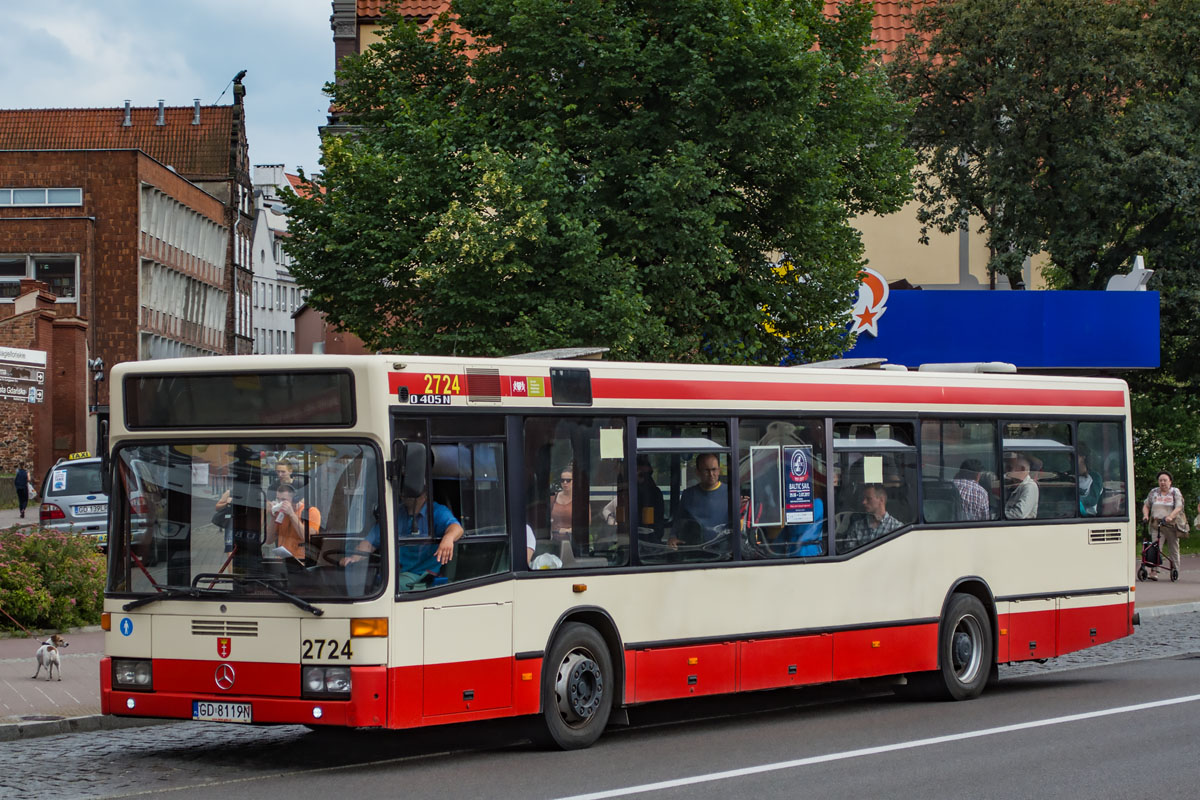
[937,593,993,701]
[536,622,613,750]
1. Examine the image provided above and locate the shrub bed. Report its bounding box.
[0,526,105,631]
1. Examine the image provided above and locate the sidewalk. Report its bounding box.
[2,515,1198,740]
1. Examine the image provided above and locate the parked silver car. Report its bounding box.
[39,454,108,548]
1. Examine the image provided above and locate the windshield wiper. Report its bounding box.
[195,573,324,616]
[122,586,225,611]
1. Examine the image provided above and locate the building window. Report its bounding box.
[0,188,83,206]
[0,254,77,301]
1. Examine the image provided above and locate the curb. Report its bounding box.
[1137,601,1200,620]
[0,714,176,742]
[0,625,103,640]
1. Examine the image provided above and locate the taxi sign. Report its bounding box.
[67,451,93,460]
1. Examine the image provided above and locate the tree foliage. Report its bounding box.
[284,0,914,363]
[890,0,1200,289]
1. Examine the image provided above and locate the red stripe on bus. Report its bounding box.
[388,372,1124,408]
[591,378,1126,408]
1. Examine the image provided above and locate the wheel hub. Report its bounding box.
[555,651,604,724]
[951,615,983,683]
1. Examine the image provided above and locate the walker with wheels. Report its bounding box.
[1138,519,1179,582]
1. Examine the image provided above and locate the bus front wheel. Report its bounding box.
[536,622,613,750]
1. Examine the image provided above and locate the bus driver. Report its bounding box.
[342,492,465,590]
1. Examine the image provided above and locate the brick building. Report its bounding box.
[0,78,254,472]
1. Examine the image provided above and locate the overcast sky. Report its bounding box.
[2,0,333,177]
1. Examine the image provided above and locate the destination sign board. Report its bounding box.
[0,347,46,404]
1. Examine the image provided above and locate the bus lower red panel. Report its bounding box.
[1008,608,1057,661]
[100,658,388,727]
[831,624,938,681]
[421,656,513,717]
[632,642,737,703]
[1057,602,1132,656]
[738,634,833,691]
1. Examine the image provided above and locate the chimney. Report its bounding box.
[122,100,132,127]
[156,100,165,126]
[193,99,201,125]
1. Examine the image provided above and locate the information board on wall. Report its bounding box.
[0,347,46,404]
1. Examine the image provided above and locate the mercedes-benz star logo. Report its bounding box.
[214,663,236,691]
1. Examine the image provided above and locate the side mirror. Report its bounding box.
[389,438,426,499]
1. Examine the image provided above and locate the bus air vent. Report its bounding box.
[191,620,259,637]
[1088,529,1123,544]
[466,368,502,403]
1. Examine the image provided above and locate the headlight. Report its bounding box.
[113,658,153,691]
[301,666,352,697]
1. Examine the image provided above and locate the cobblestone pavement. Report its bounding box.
[0,612,1196,800]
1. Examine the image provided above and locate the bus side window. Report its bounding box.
[919,420,999,522]
[833,422,917,554]
[1079,421,1126,517]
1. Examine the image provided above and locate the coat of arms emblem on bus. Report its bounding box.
[217,637,231,658]
[850,267,889,337]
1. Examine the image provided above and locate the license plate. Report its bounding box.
[76,504,107,515]
[192,701,252,723]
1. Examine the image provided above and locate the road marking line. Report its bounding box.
[555,693,1200,800]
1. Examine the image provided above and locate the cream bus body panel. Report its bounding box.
[106,605,389,666]
[508,525,1131,655]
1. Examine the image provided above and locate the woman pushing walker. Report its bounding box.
[1142,470,1187,581]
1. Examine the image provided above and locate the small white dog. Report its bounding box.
[32,634,68,681]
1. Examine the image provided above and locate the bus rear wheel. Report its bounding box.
[536,622,613,750]
[937,593,993,700]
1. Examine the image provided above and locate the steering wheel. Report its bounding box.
[319,548,379,567]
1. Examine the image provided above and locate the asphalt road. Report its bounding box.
[3,629,1199,800]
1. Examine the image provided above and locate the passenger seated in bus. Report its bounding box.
[265,482,321,560]
[341,491,464,590]
[841,484,901,551]
[952,459,991,521]
[669,453,728,547]
[758,496,826,557]
[1003,453,1039,519]
[1076,446,1103,516]
[550,463,590,542]
[602,456,665,542]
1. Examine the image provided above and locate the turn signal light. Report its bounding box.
[101,612,111,631]
[350,618,388,637]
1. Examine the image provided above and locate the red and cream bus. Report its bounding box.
[100,354,1135,748]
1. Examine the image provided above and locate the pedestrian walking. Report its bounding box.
[13,461,32,518]
[1142,470,1185,580]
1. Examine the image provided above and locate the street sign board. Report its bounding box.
[0,346,46,404]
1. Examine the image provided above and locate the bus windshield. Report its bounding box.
[107,441,382,601]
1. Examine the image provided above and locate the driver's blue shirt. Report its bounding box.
[365,500,460,576]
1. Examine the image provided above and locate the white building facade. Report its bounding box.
[250,164,307,355]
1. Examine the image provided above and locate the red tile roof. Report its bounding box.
[286,172,325,198]
[0,105,238,181]
[825,1,922,57]
[357,0,449,19]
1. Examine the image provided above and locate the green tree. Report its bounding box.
[284,0,914,363]
[889,0,1200,290]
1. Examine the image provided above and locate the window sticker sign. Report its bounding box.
[51,468,67,493]
[784,445,815,524]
